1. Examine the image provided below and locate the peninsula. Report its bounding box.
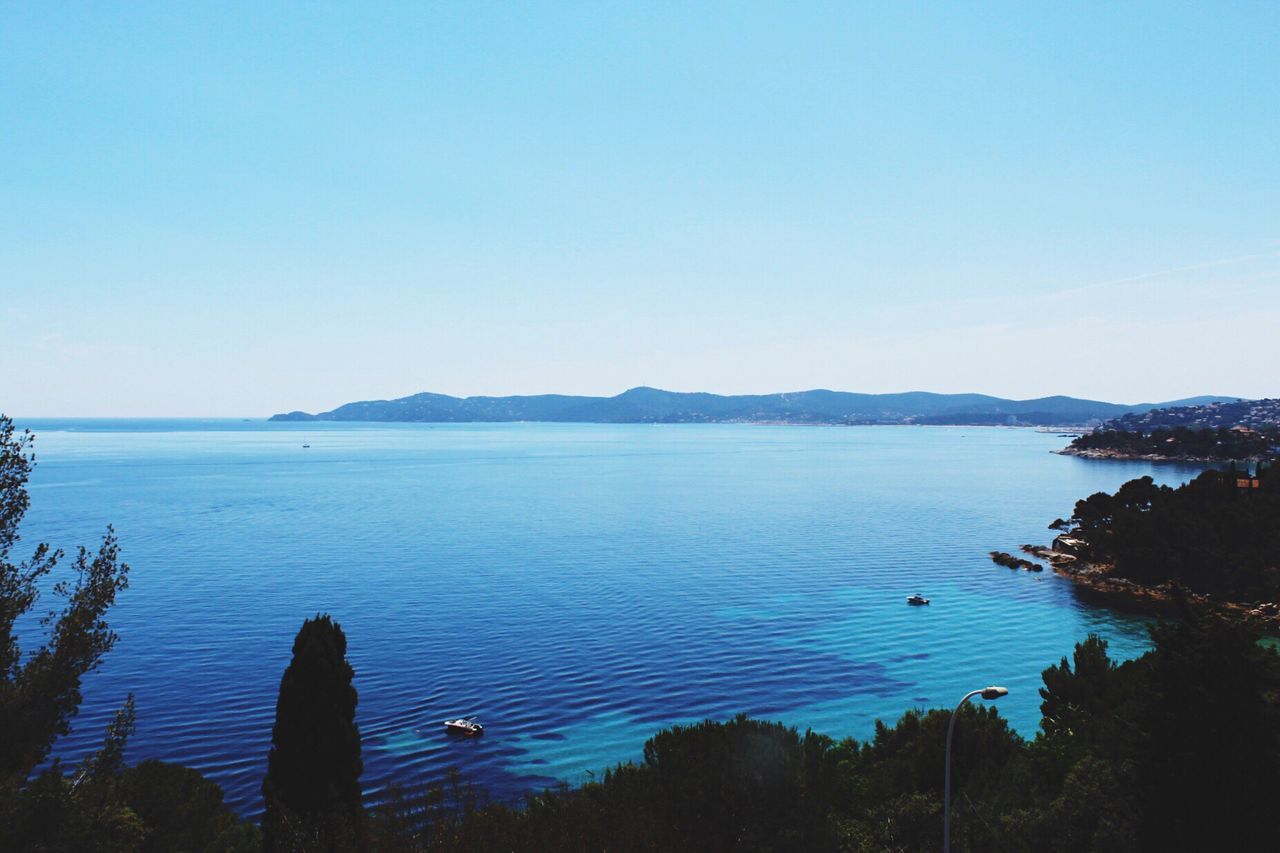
[270,387,1235,426]
[1026,466,1280,629]
[1060,398,1279,462]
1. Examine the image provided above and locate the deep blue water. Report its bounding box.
[13,420,1204,816]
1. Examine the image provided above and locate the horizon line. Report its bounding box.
[6,386,1252,421]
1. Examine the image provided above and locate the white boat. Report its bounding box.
[444,716,484,736]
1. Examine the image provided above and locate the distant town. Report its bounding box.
[1063,398,1280,462]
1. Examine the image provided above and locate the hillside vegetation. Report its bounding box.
[367,618,1280,852]
[1064,398,1280,461]
[1051,465,1280,603]
[271,387,1233,426]
[1068,425,1279,461]
[1102,398,1280,433]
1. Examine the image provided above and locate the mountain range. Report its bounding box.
[270,388,1239,426]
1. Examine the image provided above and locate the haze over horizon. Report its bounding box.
[14,385,1249,424]
[4,3,1278,417]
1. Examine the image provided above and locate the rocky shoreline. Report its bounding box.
[1020,542,1280,631]
[1054,446,1257,463]
[990,550,1043,572]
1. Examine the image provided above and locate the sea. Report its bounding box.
[11,419,1206,817]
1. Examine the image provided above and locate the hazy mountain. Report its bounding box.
[1132,395,1245,409]
[1100,397,1278,433]
[270,388,1242,426]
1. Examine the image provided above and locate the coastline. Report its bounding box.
[1053,446,1258,464]
[1022,543,1280,631]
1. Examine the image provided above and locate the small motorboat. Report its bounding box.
[906,594,930,606]
[302,444,311,448]
[444,716,484,736]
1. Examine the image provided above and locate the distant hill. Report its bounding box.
[1098,398,1278,433]
[270,388,1241,426]
[1060,397,1279,461]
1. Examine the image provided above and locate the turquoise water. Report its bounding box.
[14,420,1202,816]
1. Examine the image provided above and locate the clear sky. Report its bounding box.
[3,2,1277,416]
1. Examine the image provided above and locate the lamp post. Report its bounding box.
[944,685,1007,853]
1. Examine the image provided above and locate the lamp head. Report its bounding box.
[980,686,1009,700]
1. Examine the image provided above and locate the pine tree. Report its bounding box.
[261,614,363,851]
[1,414,130,784]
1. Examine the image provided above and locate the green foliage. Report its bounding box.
[1071,425,1278,460]
[845,705,1023,852]
[1,415,131,784]
[1,697,257,852]
[121,760,261,852]
[638,715,842,850]
[1038,635,1141,762]
[262,614,364,852]
[1040,756,1136,852]
[2,701,147,852]
[1058,467,1280,599]
[1,412,137,848]
[355,614,1280,852]
[1135,616,1280,850]
[0,415,257,851]
[1103,399,1280,436]
[1030,618,1280,851]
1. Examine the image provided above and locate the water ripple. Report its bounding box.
[17,422,1183,816]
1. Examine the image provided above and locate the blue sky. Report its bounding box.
[3,2,1277,416]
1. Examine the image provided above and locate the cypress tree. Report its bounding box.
[261,614,363,851]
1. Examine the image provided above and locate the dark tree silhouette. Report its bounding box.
[262,614,363,851]
[0,414,130,784]
[0,417,258,850]
[1056,466,1280,600]
[121,759,261,853]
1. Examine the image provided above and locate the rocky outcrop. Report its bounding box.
[1024,542,1280,631]
[989,551,1044,572]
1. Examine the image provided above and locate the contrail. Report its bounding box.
[1061,247,1280,297]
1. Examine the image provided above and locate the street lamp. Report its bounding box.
[944,685,1008,853]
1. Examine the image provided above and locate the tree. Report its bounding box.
[0,416,258,849]
[120,759,261,852]
[1136,615,1280,850]
[262,614,363,851]
[5,698,147,852]
[0,414,131,784]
